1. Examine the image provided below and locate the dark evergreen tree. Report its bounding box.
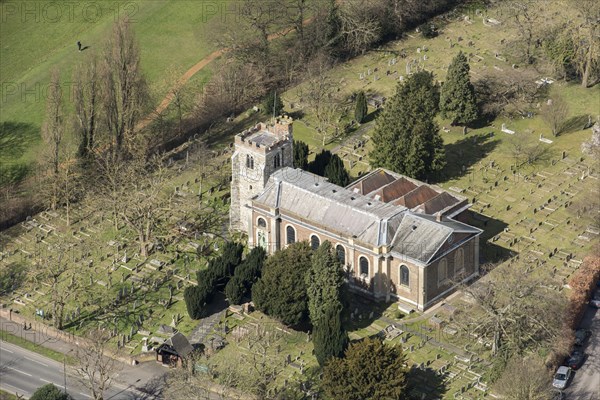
[252,242,313,326]
[370,71,445,180]
[322,338,408,400]
[184,286,204,319]
[31,384,72,400]
[440,52,478,126]
[313,305,347,366]
[354,91,368,123]
[263,90,284,117]
[293,140,309,170]
[308,149,332,176]
[306,242,348,365]
[225,247,266,305]
[324,0,342,50]
[419,22,438,38]
[324,154,350,186]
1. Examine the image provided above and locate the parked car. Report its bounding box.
[590,299,600,309]
[574,329,591,346]
[566,350,585,370]
[552,366,572,389]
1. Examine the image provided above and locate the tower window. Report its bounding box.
[257,218,267,228]
[274,154,281,168]
[246,154,254,169]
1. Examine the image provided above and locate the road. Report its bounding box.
[565,305,600,400]
[0,341,154,399]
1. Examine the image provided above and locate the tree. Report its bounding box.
[370,71,445,180]
[31,384,71,400]
[42,68,64,176]
[252,242,313,327]
[73,55,99,158]
[570,0,600,87]
[263,90,284,117]
[308,149,332,176]
[293,140,309,170]
[322,338,408,400]
[225,246,267,305]
[440,52,478,126]
[338,0,382,56]
[504,0,544,64]
[540,96,569,136]
[119,157,172,257]
[75,329,120,400]
[324,154,350,186]
[494,357,553,400]
[102,18,148,158]
[306,242,347,365]
[419,22,438,38]
[354,91,367,123]
[458,264,565,356]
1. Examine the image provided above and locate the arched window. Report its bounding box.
[455,248,464,275]
[438,258,447,284]
[246,154,254,169]
[257,218,266,228]
[274,154,281,168]
[286,225,296,245]
[400,265,409,286]
[310,235,320,250]
[257,230,267,250]
[359,256,369,276]
[336,245,346,265]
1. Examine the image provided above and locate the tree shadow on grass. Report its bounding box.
[439,133,500,183]
[344,288,391,331]
[560,115,591,135]
[406,366,448,400]
[0,122,39,160]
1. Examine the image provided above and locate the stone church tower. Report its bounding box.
[230,116,294,232]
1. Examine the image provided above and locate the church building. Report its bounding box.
[230,117,482,312]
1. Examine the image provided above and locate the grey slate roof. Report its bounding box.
[252,168,481,264]
[255,168,406,246]
[168,332,194,358]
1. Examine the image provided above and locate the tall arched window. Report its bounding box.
[310,235,320,250]
[286,225,296,245]
[274,154,281,168]
[359,256,369,276]
[455,248,464,275]
[400,265,409,286]
[246,154,254,169]
[336,245,346,265]
[438,258,447,284]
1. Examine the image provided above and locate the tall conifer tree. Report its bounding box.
[370,71,445,179]
[440,52,478,126]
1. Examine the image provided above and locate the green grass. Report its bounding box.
[0,330,77,365]
[0,0,228,183]
[0,390,19,400]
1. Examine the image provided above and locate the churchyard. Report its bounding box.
[0,137,234,357]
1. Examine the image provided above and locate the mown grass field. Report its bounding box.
[0,0,225,183]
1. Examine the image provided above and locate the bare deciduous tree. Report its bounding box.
[458,264,565,356]
[119,157,172,258]
[494,356,554,400]
[338,0,382,56]
[541,96,569,136]
[75,329,120,400]
[73,55,99,158]
[301,56,342,146]
[570,0,600,87]
[102,18,148,158]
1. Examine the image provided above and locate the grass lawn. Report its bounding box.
[0,0,228,184]
[0,330,77,365]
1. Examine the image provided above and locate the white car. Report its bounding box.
[552,366,571,390]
